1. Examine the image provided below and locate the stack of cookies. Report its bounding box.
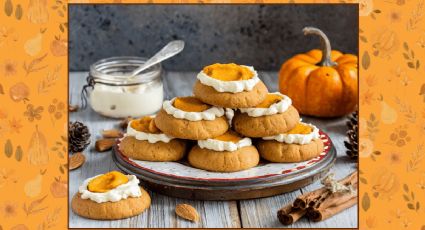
[119,63,324,172]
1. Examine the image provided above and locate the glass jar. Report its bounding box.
[86,56,163,118]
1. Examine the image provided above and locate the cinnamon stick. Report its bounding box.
[102,129,123,138]
[293,171,358,209]
[313,182,358,210]
[308,196,357,222]
[277,204,307,225]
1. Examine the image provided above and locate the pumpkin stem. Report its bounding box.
[303,27,337,67]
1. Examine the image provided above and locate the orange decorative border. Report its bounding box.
[0,0,424,229]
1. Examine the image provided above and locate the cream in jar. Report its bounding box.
[86,57,164,118]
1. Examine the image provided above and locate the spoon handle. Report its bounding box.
[129,40,185,77]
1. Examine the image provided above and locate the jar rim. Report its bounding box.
[89,56,162,86]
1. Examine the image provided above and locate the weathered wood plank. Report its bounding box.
[69,72,240,228]
[239,191,303,228]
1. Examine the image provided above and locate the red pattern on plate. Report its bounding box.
[116,130,332,182]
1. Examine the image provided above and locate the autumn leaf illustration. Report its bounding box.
[15,4,22,20]
[58,22,67,34]
[406,144,424,172]
[419,84,425,102]
[362,51,370,70]
[15,145,23,162]
[4,139,13,158]
[370,9,381,20]
[51,135,66,159]
[23,53,48,76]
[27,0,49,24]
[22,195,48,216]
[359,170,368,184]
[27,125,49,166]
[38,207,61,230]
[4,0,13,17]
[402,42,420,70]
[406,0,424,31]
[359,28,367,43]
[366,113,379,141]
[394,96,416,123]
[362,192,370,212]
[38,65,61,94]
[403,184,420,211]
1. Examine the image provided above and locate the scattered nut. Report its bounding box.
[69,104,79,112]
[175,203,200,222]
[95,139,115,152]
[119,116,133,129]
[69,152,85,170]
[102,129,123,138]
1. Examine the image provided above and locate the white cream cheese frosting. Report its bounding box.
[262,122,320,145]
[196,65,260,93]
[126,119,174,143]
[198,137,252,152]
[225,108,234,125]
[239,92,292,117]
[163,98,225,121]
[78,174,141,203]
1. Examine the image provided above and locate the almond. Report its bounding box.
[102,129,123,138]
[69,104,79,112]
[69,152,85,170]
[175,203,200,222]
[95,139,115,152]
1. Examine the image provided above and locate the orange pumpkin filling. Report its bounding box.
[203,63,254,81]
[255,94,283,108]
[88,171,129,193]
[130,116,160,134]
[286,123,313,135]
[214,130,243,143]
[173,96,211,112]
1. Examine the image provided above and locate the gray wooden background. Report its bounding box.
[69,4,358,71]
[69,71,358,228]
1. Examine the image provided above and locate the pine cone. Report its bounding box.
[69,121,91,153]
[344,111,358,159]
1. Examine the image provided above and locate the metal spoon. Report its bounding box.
[128,40,185,78]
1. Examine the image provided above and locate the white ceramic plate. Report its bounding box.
[115,130,331,182]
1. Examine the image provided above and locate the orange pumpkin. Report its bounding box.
[279,27,358,117]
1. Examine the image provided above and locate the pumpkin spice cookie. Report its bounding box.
[193,63,268,108]
[188,130,259,172]
[154,96,230,140]
[257,122,324,163]
[119,116,187,162]
[233,92,300,137]
[71,171,151,220]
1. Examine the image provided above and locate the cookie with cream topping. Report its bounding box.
[193,63,268,108]
[233,92,300,137]
[154,96,229,140]
[119,116,187,161]
[188,130,259,172]
[257,122,324,163]
[71,171,151,220]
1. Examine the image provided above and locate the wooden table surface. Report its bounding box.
[69,71,358,228]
